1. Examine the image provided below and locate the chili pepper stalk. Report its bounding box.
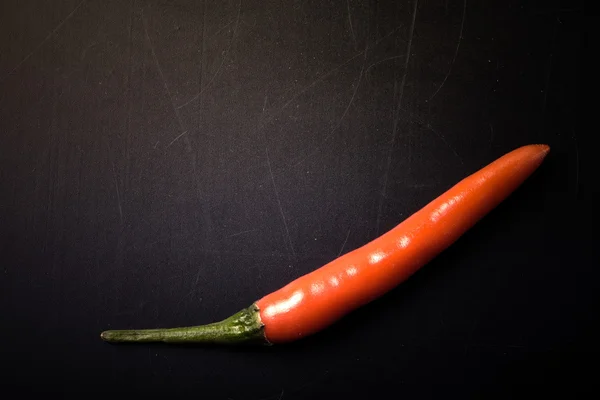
[101,304,269,344]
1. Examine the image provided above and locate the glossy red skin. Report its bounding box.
[256,145,550,343]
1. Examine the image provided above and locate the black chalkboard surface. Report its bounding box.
[1,0,592,397]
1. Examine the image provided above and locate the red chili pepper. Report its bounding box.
[101,144,550,345]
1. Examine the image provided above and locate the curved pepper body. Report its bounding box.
[101,144,549,345]
[256,144,549,343]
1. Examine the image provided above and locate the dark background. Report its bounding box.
[0,0,593,397]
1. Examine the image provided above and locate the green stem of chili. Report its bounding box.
[100,304,268,345]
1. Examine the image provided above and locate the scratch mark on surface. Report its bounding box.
[427,0,466,102]
[125,0,135,182]
[406,130,413,175]
[184,0,206,204]
[394,0,419,131]
[262,50,365,130]
[266,148,295,257]
[208,18,236,41]
[277,50,366,119]
[399,105,464,164]
[376,0,419,235]
[337,227,352,256]
[226,229,257,238]
[291,44,368,167]
[365,55,405,78]
[165,130,189,149]
[489,123,494,144]
[141,8,189,147]
[374,24,403,47]
[176,289,198,311]
[346,0,357,50]
[175,0,242,110]
[195,0,206,121]
[154,141,160,149]
[263,95,268,114]
[193,266,203,288]
[107,143,124,225]
[278,389,285,400]
[0,0,87,84]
